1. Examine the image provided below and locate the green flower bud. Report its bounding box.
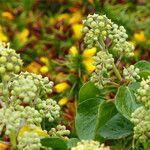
[0,67,6,74]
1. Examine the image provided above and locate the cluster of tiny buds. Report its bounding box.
[82,13,134,57]
[17,132,42,150]
[123,65,140,82]
[82,14,112,49]
[16,72,54,95]
[0,42,23,81]
[21,106,42,126]
[91,69,109,89]
[136,76,150,108]
[37,98,60,122]
[49,125,70,139]
[91,51,114,89]
[131,106,150,142]
[93,51,114,71]
[71,140,110,150]
[0,107,21,136]
[10,76,38,104]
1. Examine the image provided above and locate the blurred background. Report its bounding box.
[0,0,149,130]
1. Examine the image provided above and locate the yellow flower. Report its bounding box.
[54,82,70,93]
[40,57,49,66]
[18,29,29,43]
[69,12,82,25]
[0,26,8,42]
[83,59,96,73]
[18,125,49,138]
[49,13,70,24]
[55,73,67,82]
[69,46,96,73]
[72,24,83,39]
[82,47,97,73]
[57,13,70,21]
[82,47,97,58]
[69,46,78,56]
[1,11,14,20]
[134,31,146,42]
[134,49,141,58]
[40,66,49,74]
[58,97,69,106]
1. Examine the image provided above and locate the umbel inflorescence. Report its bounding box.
[82,14,140,89]
[131,77,150,143]
[0,42,65,150]
[71,140,110,150]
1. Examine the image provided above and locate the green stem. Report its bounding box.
[9,132,17,150]
[112,63,122,81]
[2,80,9,107]
[143,141,150,150]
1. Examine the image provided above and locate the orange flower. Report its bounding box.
[26,62,41,74]
[0,142,9,150]
[1,11,14,20]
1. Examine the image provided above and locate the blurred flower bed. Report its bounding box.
[0,0,150,132]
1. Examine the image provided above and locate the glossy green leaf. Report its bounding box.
[78,81,101,103]
[100,113,133,139]
[41,137,68,150]
[115,86,140,120]
[75,98,104,139]
[129,82,140,92]
[95,101,118,140]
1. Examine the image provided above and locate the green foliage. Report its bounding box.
[115,86,140,120]
[41,137,68,150]
[75,98,104,140]
[67,138,79,149]
[78,81,102,103]
[99,113,133,139]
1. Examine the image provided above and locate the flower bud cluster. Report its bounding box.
[0,42,23,81]
[49,125,70,139]
[131,106,150,142]
[37,98,60,122]
[93,51,114,70]
[123,65,140,82]
[12,72,54,96]
[109,25,134,56]
[17,132,41,150]
[82,14,134,56]
[0,43,62,149]
[22,106,42,126]
[131,76,150,143]
[82,14,112,49]
[71,140,110,150]
[91,70,109,89]
[136,77,150,108]
[10,76,38,104]
[90,51,113,89]
[0,107,21,135]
